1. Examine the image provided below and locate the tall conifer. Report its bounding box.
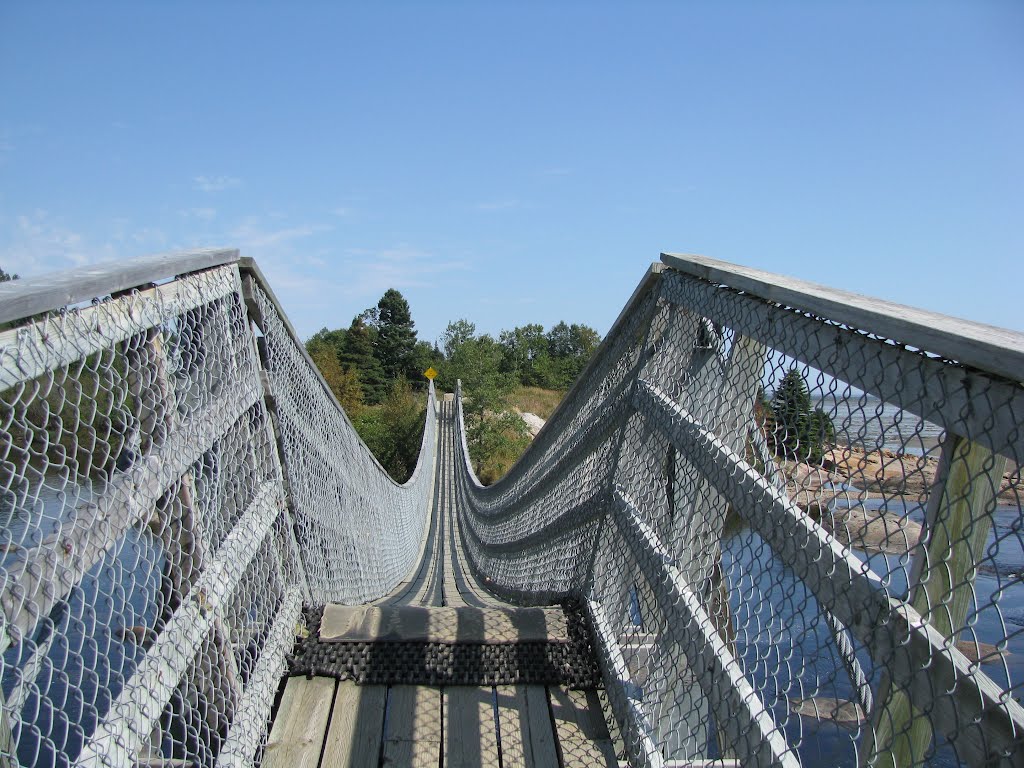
[375,289,418,381]
[340,316,387,404]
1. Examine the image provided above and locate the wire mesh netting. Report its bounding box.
[249,281,437,606]
[2,251,1021,767]
[0,258,435,768]
[452,263,1024,767]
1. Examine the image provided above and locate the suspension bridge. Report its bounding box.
[0,250,1022,767]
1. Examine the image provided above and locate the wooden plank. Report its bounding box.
[612,490,799,768]
[320,605,569,644]
[382,686,443,767]
[659,268,1024,463]
[320,682,387,767]
[444,686,500,767]
[633,380,1024,767]
[0,248,239,325]
[261,676,335,768]
[494,685,560,768]
[661,252,1024,385]
[218,586,303,768]
[76,482,281,768]
[0,264,239,389]
[548,686,618,766]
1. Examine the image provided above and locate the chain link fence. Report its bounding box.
[453,257,1024,767]
[2,249,1021,767]
[0,253,435,768]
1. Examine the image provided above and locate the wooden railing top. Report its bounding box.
[662,252,1024,385]
[0,247,240,325]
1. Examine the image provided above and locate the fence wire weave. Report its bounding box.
[0,254,435,768]
[248,280,437,606]
[452,260,1024,767]
[2,250,1022,768]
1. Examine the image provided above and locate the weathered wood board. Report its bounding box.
[262,677,335,768]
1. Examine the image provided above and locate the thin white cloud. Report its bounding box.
[339,245,469,295]
[0,211,178,277]
[2,210,94,272]
[194,174,241,192]
[179,207,217,221]
[229,218,331,250]
[331,206,355,217]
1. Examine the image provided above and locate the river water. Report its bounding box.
[720,500,1024,767]
[814,392,946,456]
[2,475,164,767]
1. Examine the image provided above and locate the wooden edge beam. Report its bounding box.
[657,269,1024,464]
[0,248,240,326]
[661,252,1024,385]
[0,265,238,389]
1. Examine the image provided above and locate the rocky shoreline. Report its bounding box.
[781,445,1019,556]
[821,445,1020,503]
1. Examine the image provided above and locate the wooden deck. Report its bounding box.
[262,401,620,767]
[262,679,618,767]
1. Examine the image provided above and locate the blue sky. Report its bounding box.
[1,2,1021,343]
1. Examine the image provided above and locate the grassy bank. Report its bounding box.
[508,387,564,420]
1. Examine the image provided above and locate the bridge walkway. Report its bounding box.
[261,400,619,767]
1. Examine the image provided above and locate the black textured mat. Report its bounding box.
[286,601,604,688]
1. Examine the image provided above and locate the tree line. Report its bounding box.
[305,288,601,483]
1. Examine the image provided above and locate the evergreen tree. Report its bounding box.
[0,267,18,282]
[375,289,418,381]
[340,316,387,404]
[770,369,834,463]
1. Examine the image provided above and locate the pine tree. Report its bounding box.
[375,289,418,381]
[340,316,387,404]
[770,369,834,463]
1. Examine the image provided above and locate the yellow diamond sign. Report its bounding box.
[424,367,438,380]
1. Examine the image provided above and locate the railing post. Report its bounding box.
[238,270,312,604]
[863,433,1007,767]
[0,685,17,768]
[124,291,245,759]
